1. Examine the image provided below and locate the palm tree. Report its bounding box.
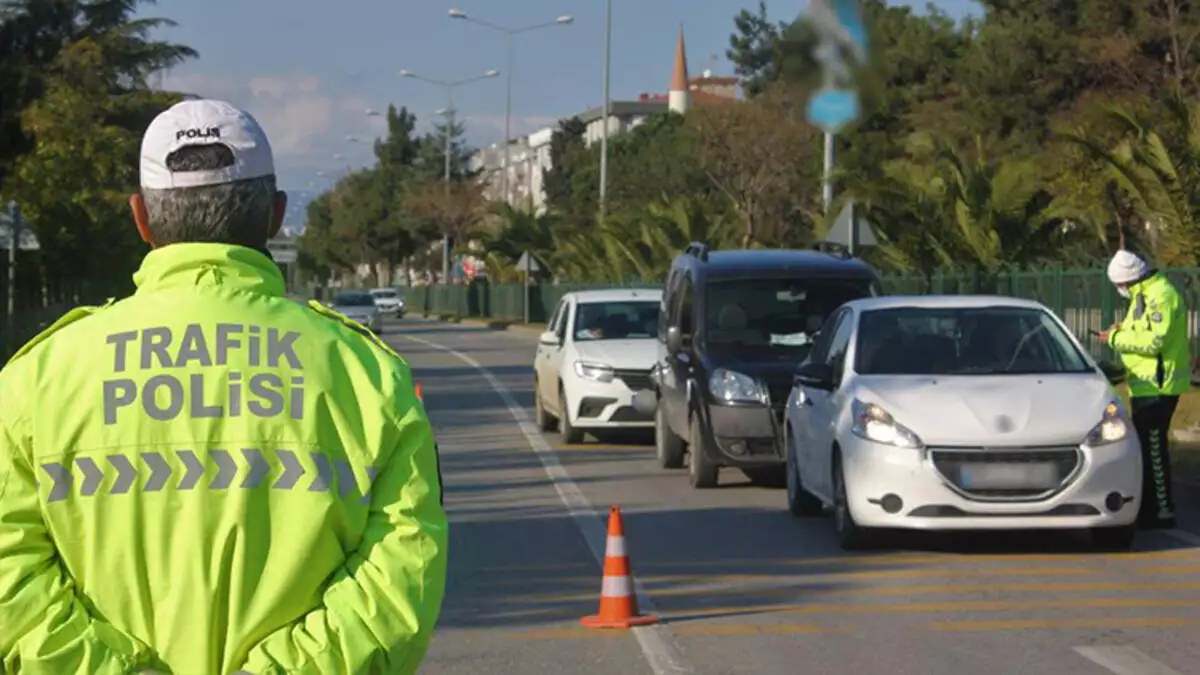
[1055,90,1200,265]
[938,137,1071,274]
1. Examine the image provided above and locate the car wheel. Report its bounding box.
[833,452,873,550]
[688,415,719,488]
[559,386,584,444]
[655,402,685,469]
[534,382,556,432]
[786,428,824,517]
[1090,524,1136,551]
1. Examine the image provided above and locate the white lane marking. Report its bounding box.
[1160,528,1200,547]
[1073,646,1182,675]
[402,331,695,675]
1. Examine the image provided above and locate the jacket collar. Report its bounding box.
[1129,270,1161,293]
[133,243,285,297]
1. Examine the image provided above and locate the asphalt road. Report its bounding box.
[384,318,1200,675]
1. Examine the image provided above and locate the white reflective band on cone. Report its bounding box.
[601,575,634,598]
[606,535,626,557]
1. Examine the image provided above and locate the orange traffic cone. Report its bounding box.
[414,382,423,401]
[581,506,659,629]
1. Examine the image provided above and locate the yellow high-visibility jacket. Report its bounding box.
[0,243,448,674]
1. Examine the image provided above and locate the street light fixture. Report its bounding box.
[447,8,573,206]
[397,67,501,282]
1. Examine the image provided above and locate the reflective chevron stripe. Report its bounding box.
[40,450,378,503]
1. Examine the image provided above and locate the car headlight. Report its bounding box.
[574,361,615,383]
[1085,400,1129,446]
[708,369,767,404]
[850,399,923,448]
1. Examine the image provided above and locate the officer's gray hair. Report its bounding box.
[141,144,277,248]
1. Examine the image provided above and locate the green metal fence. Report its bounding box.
[403,266,1200,359]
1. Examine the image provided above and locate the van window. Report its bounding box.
[702,276,871,359]
[678,276,694,344]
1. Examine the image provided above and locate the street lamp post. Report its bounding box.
[448,9,573,206]
[399,68,500,283]
[599,0,612,216]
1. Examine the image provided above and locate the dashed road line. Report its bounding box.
[402,331,695,675]
[930,617,1192,632]
[1073,646,1184,675]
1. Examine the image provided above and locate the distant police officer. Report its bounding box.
[0,100,448,674]
[1100,250,1190,530]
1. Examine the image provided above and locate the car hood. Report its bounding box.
[334,305,377,315]
[855,374,1114,447]
[573,339,658,369]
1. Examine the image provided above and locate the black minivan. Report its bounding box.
[650,243,881,488]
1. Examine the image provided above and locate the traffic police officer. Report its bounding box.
[1100,250,1190,529]
[0,99,448,673]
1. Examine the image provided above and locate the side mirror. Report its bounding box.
[1097,359,1126,385]
[794,361,834,390]
[666,325,682,354]
[630,389,657,416]
[539,331,560,347]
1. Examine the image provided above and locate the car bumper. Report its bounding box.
[842,435,1142,530]
[565,377,654,429]
[703,403,785,467]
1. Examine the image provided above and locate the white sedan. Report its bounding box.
[369,287,405,317]
[533,289,662,443]
[784,295,1142,551]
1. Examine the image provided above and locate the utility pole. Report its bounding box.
[598,0,612,216]
[822,132,834,213]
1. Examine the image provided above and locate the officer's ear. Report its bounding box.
[130,193,155,247]
[269,191,287,239]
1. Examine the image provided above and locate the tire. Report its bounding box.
[655,401,686,469]
[1090,524,1136,551]
[534,382,556,432]
[833,452,873,550]
[559,386,584,444]
[688,415,719,488]
[786,427,824,517]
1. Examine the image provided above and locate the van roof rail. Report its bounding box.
[684,242,710,261]
[811,240,853,260]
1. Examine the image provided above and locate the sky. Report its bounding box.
[141,0,982,228]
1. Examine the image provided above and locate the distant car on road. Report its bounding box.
[784,295,1141,551]
[653,243,881,489]
[330,290,383,333]
[370,287,405,317]
[534,288,663,443]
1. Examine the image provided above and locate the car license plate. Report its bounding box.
[959,463,1059,490]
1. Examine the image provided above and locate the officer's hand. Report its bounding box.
[1098,330,1110,344]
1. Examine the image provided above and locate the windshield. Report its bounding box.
[703,277,873,356]
[371,289,398,299]
[334,292,376,307]
[573,300,659,341]
[855,306,1092,375]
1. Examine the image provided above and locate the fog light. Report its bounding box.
[728,441,747,456]
[1105,492,1125,513]
[880,494,903,514]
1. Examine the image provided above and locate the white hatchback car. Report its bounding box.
[533,289,663,443]
[369,287,405,317]
[784,296,1142,551]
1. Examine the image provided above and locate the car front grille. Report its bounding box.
[928,447,1082,501]
[614,369,653,391]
